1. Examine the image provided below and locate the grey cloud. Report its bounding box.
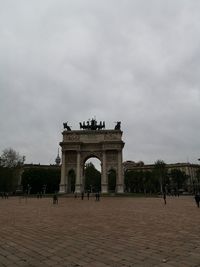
[0,0,200,164]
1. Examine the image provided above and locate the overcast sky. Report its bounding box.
[1,0,200,166]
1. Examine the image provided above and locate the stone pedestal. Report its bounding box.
[101,184,108,193]
[116,184,124,193]
[59,184,66,193]
[75,184,81,193]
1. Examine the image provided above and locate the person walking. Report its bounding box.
[194,193,200,208]
[163,192,166,205]
[81,191,84,200]
[95,191,100,201]
[53,193,58,204]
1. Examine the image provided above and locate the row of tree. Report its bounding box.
[125,168,188,194]
[21,168,60,194]
[0,148,195,194]
[153,160,189,194]
[0,148,61,194]
[0,148,25,192]
[76,161,189,194]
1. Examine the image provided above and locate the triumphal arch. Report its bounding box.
[59,119,125,193]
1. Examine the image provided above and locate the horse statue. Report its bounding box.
[114,121,121,130]
[63,122,71,131]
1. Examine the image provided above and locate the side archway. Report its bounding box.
[67,169,76,193]
[108,169,117,193]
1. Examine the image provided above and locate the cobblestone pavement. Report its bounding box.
[0,196,200,267]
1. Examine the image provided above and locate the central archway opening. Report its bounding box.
[84,157,101,192]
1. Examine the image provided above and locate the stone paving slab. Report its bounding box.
[0,196,200,266]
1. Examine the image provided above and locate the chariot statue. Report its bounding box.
[79,118,105,130]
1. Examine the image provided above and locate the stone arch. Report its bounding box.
[108,168,117,192]
[59,121,125,193]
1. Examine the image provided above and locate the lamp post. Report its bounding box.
[43,184,47,196]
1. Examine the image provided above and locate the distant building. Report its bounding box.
[123,160,200,191]
[16,160,200,193]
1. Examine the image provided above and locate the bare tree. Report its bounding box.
[0,148,25,168]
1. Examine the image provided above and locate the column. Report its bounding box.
[59,150,66,193]
[75,151,81,193]
[101,151,108,193]
[116,150,124,193]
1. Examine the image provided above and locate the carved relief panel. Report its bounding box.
[65,151,77,164]
[106,151,118,163]
[64,133,80,142]
[104,132,121,141]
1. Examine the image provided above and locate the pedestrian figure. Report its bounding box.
[81,191,84,200]
[95,192,100,201]
[53,193,58,204]
[194,193,200,208]
[163,192,166,205]
[74,192,77,199]
[87,190,90,200]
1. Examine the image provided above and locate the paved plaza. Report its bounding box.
[0,196,200,267]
